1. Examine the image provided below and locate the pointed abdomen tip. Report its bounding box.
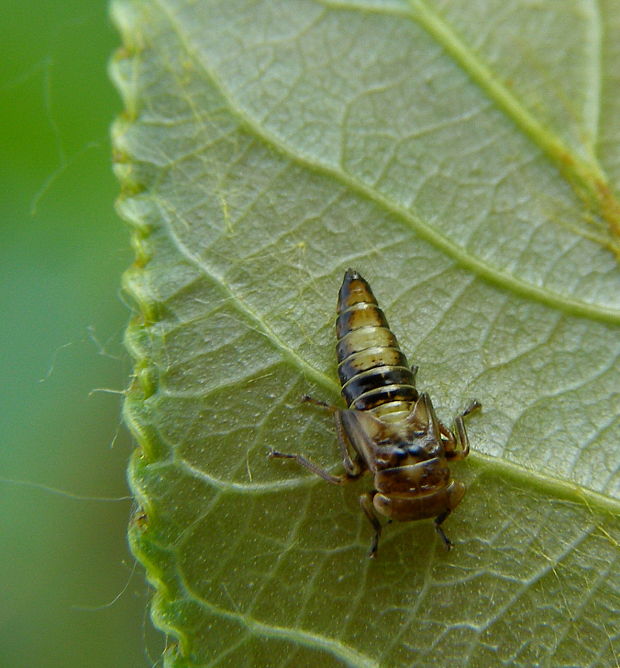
[344,268,361,280]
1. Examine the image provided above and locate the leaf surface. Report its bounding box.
[111,1,620,665]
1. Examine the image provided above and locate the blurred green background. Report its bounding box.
[0,1,162,665]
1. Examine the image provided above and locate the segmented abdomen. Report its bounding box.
[336,269,418,414]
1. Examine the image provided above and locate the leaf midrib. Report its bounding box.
[173,432,620,517]
[407,0,610,220]
[156,0,620,324]
[321,0,613,227]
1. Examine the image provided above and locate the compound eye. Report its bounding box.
[406,444,425,458]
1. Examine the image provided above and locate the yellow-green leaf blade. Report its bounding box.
[111,0,620,665]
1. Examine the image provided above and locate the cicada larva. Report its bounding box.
[270,269,480,557]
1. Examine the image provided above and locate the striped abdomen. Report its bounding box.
[336,269,418,417]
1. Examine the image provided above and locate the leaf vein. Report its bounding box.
[156,0,620,323]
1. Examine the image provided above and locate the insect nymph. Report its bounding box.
[270,269,480,557]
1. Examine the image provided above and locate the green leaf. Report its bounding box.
[110,1,620,665]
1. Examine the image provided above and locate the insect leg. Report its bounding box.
[301,394,337,411]
[445,400,481,460]
[461,399,481,418]
[433,510,453,550]
[359,491,382,558]
[269,403,364,484]
[268,449,349,485]
[334,411,365,477]
[410,364,419,385]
